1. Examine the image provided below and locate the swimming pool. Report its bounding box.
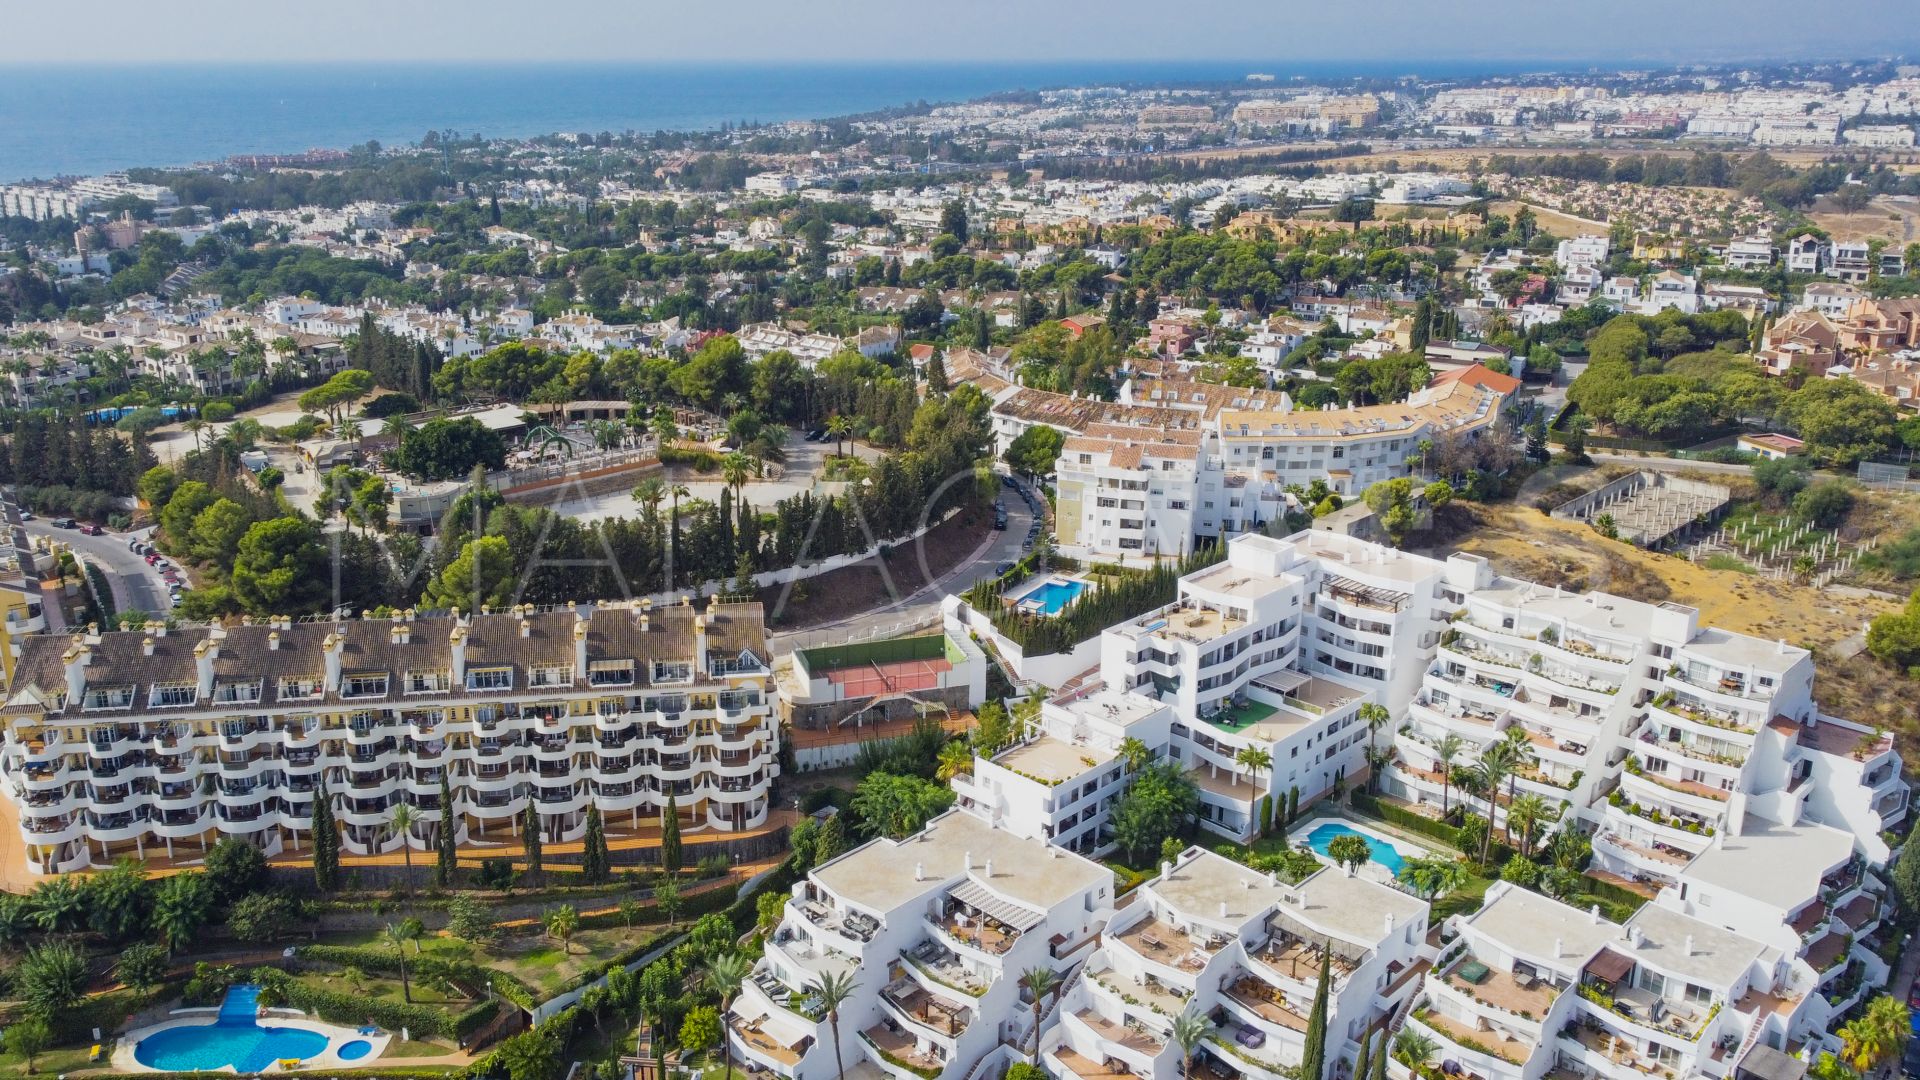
[132,986,331,1073]
[1303,821,1413,877]
[1015,578,1088,616]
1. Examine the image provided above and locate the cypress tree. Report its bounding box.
[581,805,611,885]
[659,794,682,875]
[435,772,458,888]
[312,779,340,892]
[522,799,544,883]
[1301,945,1332,1080]
[1288,786,1300,825]
[1371,1027,1388,1080]
[1353,1026,1373,1080]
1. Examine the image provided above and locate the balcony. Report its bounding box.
[880,976,973,1039]
[861,1024,945,1079]
[1113,916,1216,976]
[1223,975,1309,1033]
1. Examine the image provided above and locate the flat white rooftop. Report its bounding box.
[811,809,1113,915]
[993,735,1115,785]
[1465,882,1620,970]
[1625,904,1768,991]
[1473,581,1666,643]
[1288,866,1429,949]
[1679,627,1806,676]
[1681,819,1853,913]
[1152,849,1292,927]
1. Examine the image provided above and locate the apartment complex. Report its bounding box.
[730,809,1115,1080]
[1051,370,1519,560]
[0,599,777,875]
[955,531,1453,847]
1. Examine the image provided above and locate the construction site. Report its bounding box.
[1549,470,1731,548]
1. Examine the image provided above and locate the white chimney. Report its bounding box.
[142,636,155,657]
[1590,903,1602,924]
[449,625,468,683]
[322,632,344,692]
[194,638,218,698]
[1777,638,1788,654]
[1219,901,1229,919]
[1554,936,1564,958]
[62,641,89,703]
[914,862,924,882]
[1683,934,1695,957]
[1384,913,1395,935]
[573,617,589,675]
[693,614,709,674]
[519,618,531,639]
[964,850,973,870]
[1161,860,1173,879]
[267,631,280,652]
[984,858,994,878]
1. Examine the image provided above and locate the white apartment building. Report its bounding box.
[955,532,1454,846]
[731,809,1115,1080]
[1723,236,1776,271]
[1043,848,1429,1080]
[1555,235,1611,271]
[1050,373,1516,561]
[0,600,778,876]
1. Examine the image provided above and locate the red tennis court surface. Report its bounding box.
[822,656,953,697]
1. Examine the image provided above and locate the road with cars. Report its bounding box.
[15,516,176,617]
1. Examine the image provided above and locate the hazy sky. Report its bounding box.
[7,0,1918,64]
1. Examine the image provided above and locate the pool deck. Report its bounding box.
[113,1011,395,1074]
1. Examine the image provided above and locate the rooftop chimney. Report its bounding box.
[1219,901,1229,919]
[62,641,90,703]
[1554,936,1564,958]
[1161,860,1173,879]
[268,631,280,651]
[964,850,973,870]
[1683,934,1695,957]
[573,617,589,674]
[914,862,924,881]
[142,636,155,657]
[322,632,344,693]
[519,618,531,639]
[194,638,218,698]
[449,624,468,683]
[984,858,994,878]
[1590,903,1602,924]
[693,614,709,674]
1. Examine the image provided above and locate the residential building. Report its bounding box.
[730,809,1114,1080]
[0,599,778,875]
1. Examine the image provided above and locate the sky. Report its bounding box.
[5,0,1918,65]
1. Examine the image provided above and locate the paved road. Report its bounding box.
[767,474,1042,648]
[19,519,174,618]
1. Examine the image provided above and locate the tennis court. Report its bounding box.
[822,656,953,697]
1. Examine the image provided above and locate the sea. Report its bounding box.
[0,58,1560,184]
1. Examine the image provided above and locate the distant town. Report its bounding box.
[3,52,1920,1080]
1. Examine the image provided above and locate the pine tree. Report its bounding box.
[1301,945,1332,1080]
[435,772,458,888]
[312,779,340,892]
[660,794,683,875]
[522,799,544,883]
[581,805,611,885]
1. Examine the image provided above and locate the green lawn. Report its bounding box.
[1207,700,1279,733]
[319,923,670,998]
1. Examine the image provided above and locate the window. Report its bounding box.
[588,660,635,686]
[344,673,390,698]
[151,683,198,708]
[529,665,574,688]
[278,676,323,700]
[406,670,450,694]
[466,667,513,691]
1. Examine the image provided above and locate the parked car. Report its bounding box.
[80,523,103,536]
[995,562,1015,576]
[18,511,32,521]
[145,553,160,565]
[52,517,76,529]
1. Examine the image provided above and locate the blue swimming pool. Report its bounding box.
[134,986,331,1073]
[1304,822,1411,877]
[1018,578,1088,615]
[338,1039,374,1060]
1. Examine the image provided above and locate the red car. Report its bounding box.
[80,524,103,536]
[144,553,160,565]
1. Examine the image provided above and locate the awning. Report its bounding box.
[948,879,1044,932]
[1586,947,1634,984]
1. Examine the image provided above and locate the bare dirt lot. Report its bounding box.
[1807,194,1920,247]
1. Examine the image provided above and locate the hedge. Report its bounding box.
[1578,871,1653,914]
[1349,790,1466,849]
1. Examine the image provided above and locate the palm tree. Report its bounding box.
[1396,855,1471,900]
[721,392,745,417]
[1171,1010,1211,1080]
[721,451,754,499]
[1500,726,1538,835]
[1020,967,1061,1056]
[388,803,418,893]
[1472,741,1519,865]
[545,904,580,953]
[705,953,753,1080]
[1506,794,1560,858]
[651,408,678,447]
[1434,734,1466,817]
[935,741,972,781]
[1234,746,1272,831]
[825,414,853,459]
[185,417,207,453]
[383,922,413,1002]
[1843,995,1911,1073]
[807,970,859,1080]
[1392,1030,1439,1069]
[1118,737,1153,773]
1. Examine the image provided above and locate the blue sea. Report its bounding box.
[0,59,1557,183]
